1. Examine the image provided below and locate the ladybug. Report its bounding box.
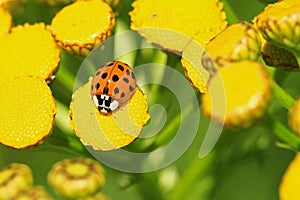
[91,61,137,114]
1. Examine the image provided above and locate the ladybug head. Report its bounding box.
[92,94,119,114]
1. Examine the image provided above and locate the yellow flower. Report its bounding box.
[0,23,60,81]
[0,7,11,36]
[0,76,57,149]
[50,0,115,57]
[205,22,262,67]
[254,0,300,51]
[12,186,53,200]
[70,78,149,151]
[201,61,272,128]
[0,163,33,199]
[279,153,300,200]
[48,158,105,199]
[289,98,300,135]
[130,0,227,52]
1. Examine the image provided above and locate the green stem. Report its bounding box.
[144,102,194,151]
[170,151,215,200]
[273,69,290,86]
[263,114,300,151]
[272,80,295,110]
[220,0,240,24]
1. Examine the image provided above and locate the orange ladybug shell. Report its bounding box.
[91,61,137,105]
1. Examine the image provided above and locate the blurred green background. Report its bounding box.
[1,0,298,199]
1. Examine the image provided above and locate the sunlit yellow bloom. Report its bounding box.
[48,158,105,199]
[181,41,209,93]
[0,23,60,81]
[254,0,300,51]
[289,98,300,135]
[130,0,227,52]
[12,186,53,200]
[261,38,299,71]
[279,153,300,200]
[70,78,149,151]
[50,0,115,57]
[205,22,262,67]
[0,77,57,149]
[202,61,272,128]
[0,7,11,36]
[0,163,33,199]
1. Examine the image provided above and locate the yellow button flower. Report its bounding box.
[12,186,53,200]
[48,158,105,199]
[201,61,272,128]
[205,22,262,67]
[0,7,11,36]
[0,77,57,149]
[50,0,115,57]
[289,98,300,135]
[254,0,300,51]
[279,153,300,200]
[0,163,33,199]
[130,0,227,52]
[70,78,149,151]
[0,23,60,81]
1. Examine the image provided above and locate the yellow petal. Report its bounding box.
[130,0,227,51]
[0,76,57,149]
[48,158,105,199]
[70,78,149,151]
[0,7,11,36]
[280,153,300,200]
[201,61,272,128]
[181,40,209,93]
[0,23,60,80]
[50,0,115,57]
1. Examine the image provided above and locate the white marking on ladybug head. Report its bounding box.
[92,94,119,113]
[92,95,99,107]
[110,99,119,111]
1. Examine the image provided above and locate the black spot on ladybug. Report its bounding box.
[112,74,119,82]
[123,77,129,83]
[105,97,111,107]
[129,85,134,92]
[102,72,108,79]
[95,82,100,90]
[106,62,114,67]
[131,71,135,79]
[126,69,130,76]
[120,92,125,98]
[95,71,101,76]
[114,87,119,94]
[96,95,103,105]
[103,87,109,94]
[118,64,124,71]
